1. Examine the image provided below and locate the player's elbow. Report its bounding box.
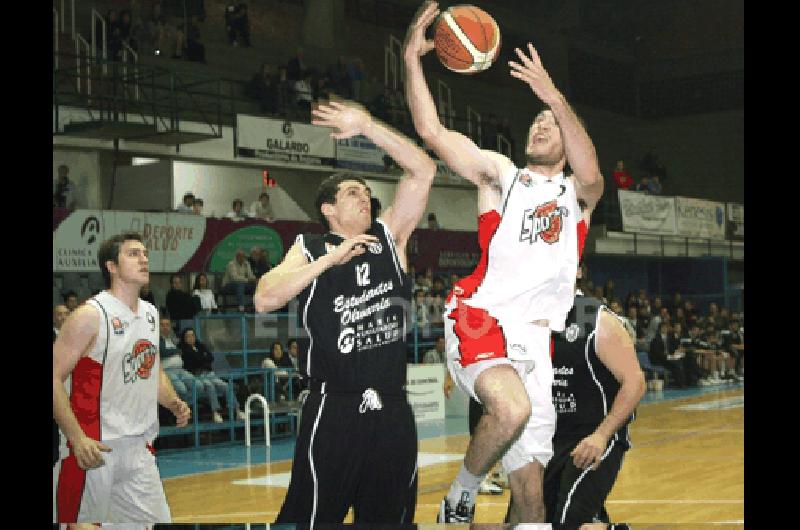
[416,159,437,182]
[632,370,646,402]
[254,288,282,313]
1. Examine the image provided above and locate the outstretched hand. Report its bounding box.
[404,1,440,59]
[311,100,372,140]
[508,43,561,106]
[327,234,380,266]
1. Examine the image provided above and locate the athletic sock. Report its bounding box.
[447,463,485,507]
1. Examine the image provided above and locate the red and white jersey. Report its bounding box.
[463,166,581,332]
[73,291,160,443]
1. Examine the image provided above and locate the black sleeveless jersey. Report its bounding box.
[551,296,634,449]
[295,220,412,391]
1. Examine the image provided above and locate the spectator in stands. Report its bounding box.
[192,198,205,216]
[649,322,686,388]
[250,192,276,222]
[418,267,434,292]
[430,277,447,298]
[221,249,257,312]
[264,341,296,400]
[671,322,700,386]
[54,164,76,210]
[146,1,172,57]
[118,9,137,55]
[327,56,352,98]
[427,212,441,230]
[648,174,663,195]
[293,72,314,117]
[612,160,634,190]
[348,57,366,102]
[177,192,195,213]
[180,327,247,422]
[100,9,123,61]
[695,325,739,383]
[604,279,616,302]
[249,64,280,115]
[721,319,744,377]
[166,274,199,329]
[140,283,156,306]
[593,285,607,304]
[63,291,79,313]
[225,3,251,47]
[192,272,218,315]
[53,304,69,341]
[276,66,293,117]
[287,47,306,82]
[633,175,651,193]
[683,299,698,327]
[226,198,249,221]
[652,296,663,315]
[286,338,307,392]
[248,247,271,278]
[423,336,446,364]
[640,147,667,183]
[184,15,206,63]
[412,289,429,329]
[717,306,731,330]
[159,316,194,403]
[674,306,687,329]
[428,292,444,329]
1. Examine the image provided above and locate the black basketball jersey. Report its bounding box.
[551,296,634,449]
[295,220,412,390]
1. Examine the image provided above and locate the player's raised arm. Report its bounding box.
[403,1,509,188]
[311,100,436,256]
[509,43,604,212]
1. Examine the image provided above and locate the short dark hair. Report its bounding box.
[232,198,243,208]
[194,198,204,206]
[98,232,143,287]
[315,173,367,231]
[287,338,298,349]
[259,192,270,200]
[63,290,78,302]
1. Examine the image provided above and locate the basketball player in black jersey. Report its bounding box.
[254,99,436,524]
[544,292,646,529]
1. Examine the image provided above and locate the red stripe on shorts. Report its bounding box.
[448,301,507,367]
[56,455,87,523]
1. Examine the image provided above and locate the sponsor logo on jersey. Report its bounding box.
[565,323,580,342]
[367,241,383,254]
[123,339,157,383]
[146,312,155,332]
[475,352,495,360]
[520,200,568,245]
[553,366,574,375]
[337,327,356,354]
[509,343,527,355]
[111,317,125,336]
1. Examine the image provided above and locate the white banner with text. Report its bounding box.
[618,190,677,235]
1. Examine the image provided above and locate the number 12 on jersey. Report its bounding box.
[356,263,371,286]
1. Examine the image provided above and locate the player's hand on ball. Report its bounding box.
[570,432,608,470]
[508,43,561,106]
[72,435,112,470]
[312,101,372,140]
[327,234,379,266]
[404,0,439,59]
[172,398,191,428]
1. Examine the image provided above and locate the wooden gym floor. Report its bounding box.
[159,385,744,526]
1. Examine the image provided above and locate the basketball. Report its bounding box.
[433,5,501,74]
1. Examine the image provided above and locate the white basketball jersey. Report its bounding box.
[463,165,580,331]
[73,291,160,442]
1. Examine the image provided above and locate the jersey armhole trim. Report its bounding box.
[376,219,404,286]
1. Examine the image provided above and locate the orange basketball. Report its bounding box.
[433,5,501,74]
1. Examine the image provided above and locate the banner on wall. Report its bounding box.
[335,135,388,172]
[207,225,285,273]
[675,197,726,240]
[406,363,445,422]
[618,190,677,235]
[237,115,335,165]
[53,210,206,272]
[726,202,744,240]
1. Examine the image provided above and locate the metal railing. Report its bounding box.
[54,8,59,70]
[121,42,139,101]
[74,34,91,96]
[91,9,107,75]
[60,0,75,37]
[245,393,270,448]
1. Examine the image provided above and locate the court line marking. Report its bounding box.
[606,500,743,504]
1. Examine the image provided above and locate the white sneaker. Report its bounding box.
[237,409,247,421]
[478,477,503,495]
[213,411,224,423]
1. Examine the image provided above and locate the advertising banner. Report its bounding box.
[335,135,388,172]
[618,190,677,235]
[53,210,206,272]
[406,363,446,422]
[675,197,726,240]
[237,115,335,165]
